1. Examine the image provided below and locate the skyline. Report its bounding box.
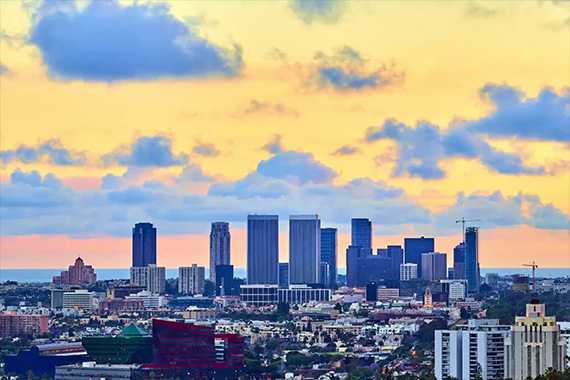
[1,0,569,270]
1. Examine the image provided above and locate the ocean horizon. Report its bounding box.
[0,267,569,283]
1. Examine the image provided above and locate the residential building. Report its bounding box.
[132,222,157,267]
[0,312,49,337]
[441,279,468,302]
[278,285,331,304]
[247,215,279,284]
[209,222,231,282]
[400,263,418,281]
[289,214,321,284]
[505,301,567,380]
[240,285,278,307]
[130,265,165,294]
[453,242,466,280]
[558,322,570,358]
[435,319,510,380]
[320,227,338,287]
[52,257,97,286]
[215,264,234,296]
[465,227,480,293]
[278,263,289,288]
[179,264,206,295]
[404,236,435,277]
[351,218,372,249]
[421,252,447,281]
[63,290,96,310]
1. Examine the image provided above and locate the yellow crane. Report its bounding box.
[455,218,482,242]
[523,261,539,292]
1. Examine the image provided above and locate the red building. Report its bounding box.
[0,313,49,338]
[98,298,144,313]
[214,334,245,380]
[53,257,97,286]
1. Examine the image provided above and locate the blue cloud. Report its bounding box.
[102,136,188,167]
[290,0,345,24]
[193,143,220,157]
[244,100,299,117]
[0,139,86,166]
[256,150,337,184]
[332,145,360,156]
[176,164,215,184]
[262,134,284,154]
[1,169,68,208]
[28,0,243,82]
[0,64,8,75]
[107,186,159,204]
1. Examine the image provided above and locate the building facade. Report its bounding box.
[400,263,418,281]
[465,227,480,293]
[215,264,234,296]
[404,236,434,277]
[421,252,447,281]
[247,215,279,285]
[0,313,49,337]
[132,222,157,267]
[453,242,466,280]
[209,222,231,282]
[240,285,278,307]
[179,264,206,295]
[320,227,338,287]
[289,214,321,285]
[52,257,96,286]
[278,263,289,288]
[278,285,331,304]
[63,290,96,310]
[130,265,166,294]
[351,218,372,250]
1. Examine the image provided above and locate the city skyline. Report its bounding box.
[1,0,569,271]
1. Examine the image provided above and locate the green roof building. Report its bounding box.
[82,324,152,364]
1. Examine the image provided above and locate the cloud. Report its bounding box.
[193,143,220,157]
[464,3,497,18]
[262,134,284,154]
[0,139,87,166]
[244,100,299,117]
[175,164,215,184]
[290,0,346,24]
[307,46,405,92]
[332,145,360,156]
[102,136,189,167]
[0,64,8,75]
[256,150,337,185]
[28,0,243,82]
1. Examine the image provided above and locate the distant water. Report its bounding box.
[0,268,568,283]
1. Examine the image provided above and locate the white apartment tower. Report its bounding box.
[435,319,510,380]
[505,301,567,380]
[130,264,166,294]
[400,263,418,281]
[179,264,206,295]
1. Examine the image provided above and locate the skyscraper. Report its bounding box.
[386,245,404,280]
[289,215,321,285]
[320,227,338,287]
[215,264,234,296]
[130,265,165,294]
[421,252,447,281]
[209,222,231,282]
[278,263,289,288]
[465,227,479,293]
[132,222,157,267]
[179,264,205,295]
[453,242,466,280]
[247,215,279,284]
[351,218,372,250]
[404,236,434,277]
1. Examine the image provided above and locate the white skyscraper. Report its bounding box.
[179,264,205,295]
[505,301,567,380]
[435,319,510,380]
[130,264,166,294]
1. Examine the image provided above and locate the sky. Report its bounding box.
[0,0,569,271]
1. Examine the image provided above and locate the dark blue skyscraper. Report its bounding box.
[404,236,434,277]
[215,264,234,296]
[278,263,289,288]
[453,242,466,280]
[320,228,338,287]
[465,227,479,293]
[132,222,156,267]
[351,218,372,250]
[387,245,404,281]
[289,215,321,284]
[247,215,279,284]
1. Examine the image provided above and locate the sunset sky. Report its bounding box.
[1,0,569,270]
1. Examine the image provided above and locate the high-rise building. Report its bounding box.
[320,227,338,287]
[278,263,289,288]
[421,252,447,281]
[132,222,157,267]
[357,255,392,287]
[465,227,479,293]
[377,246,404,280]
[215,264,234,296]
[53,257,97,286]
[453,242,466,280]
[505,301,567,380]
[289,215,321,285]
[400,263,418,281]
[404,236,434,277]
[209,222,230,282]
[179,264,205,295]
[319,262,330,286]
[440,279,468,303]
[346,245,368,288]
[130,265,165,294]
[351,218,372,250]
[435,319,510,380]
[247,215,279,285]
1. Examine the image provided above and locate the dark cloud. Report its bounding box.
[102,136,189,167]
[290,0,346,24]
[332,145,360,156]
[0,139,87,166]
[464,3,497,18]
[28,0,243,82]
[262,134,284,154]
[193,143,220,157]
[244,100,299,117]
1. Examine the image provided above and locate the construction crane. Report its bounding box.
[455,218,482,242]
[523,261,539,292]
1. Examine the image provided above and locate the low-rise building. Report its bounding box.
[55,362,138,380]
[240,285,278,307]
[278,285,331,304]
[0,312,49,337]
[63,290,96,311]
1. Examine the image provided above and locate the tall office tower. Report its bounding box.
[320,228,338,287]
[130,265,165,294]
[421,252,447,281]
[435,319,511,380]
[400,263,418,281]
[404,236,434,277]
[320,262,330,286]
[384,245,403,280]
[247,215,279,284]
[209,222,231,282]
[178,264,205,295]
[278,263,289,288]
[351,218,372,250]
[346,245,367,287]
[465,227,479,293]
[132,222,157,267]
[289,215,321,285]
[453,242,466,280]
[215,264,234,296]
[505,301,567,380]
